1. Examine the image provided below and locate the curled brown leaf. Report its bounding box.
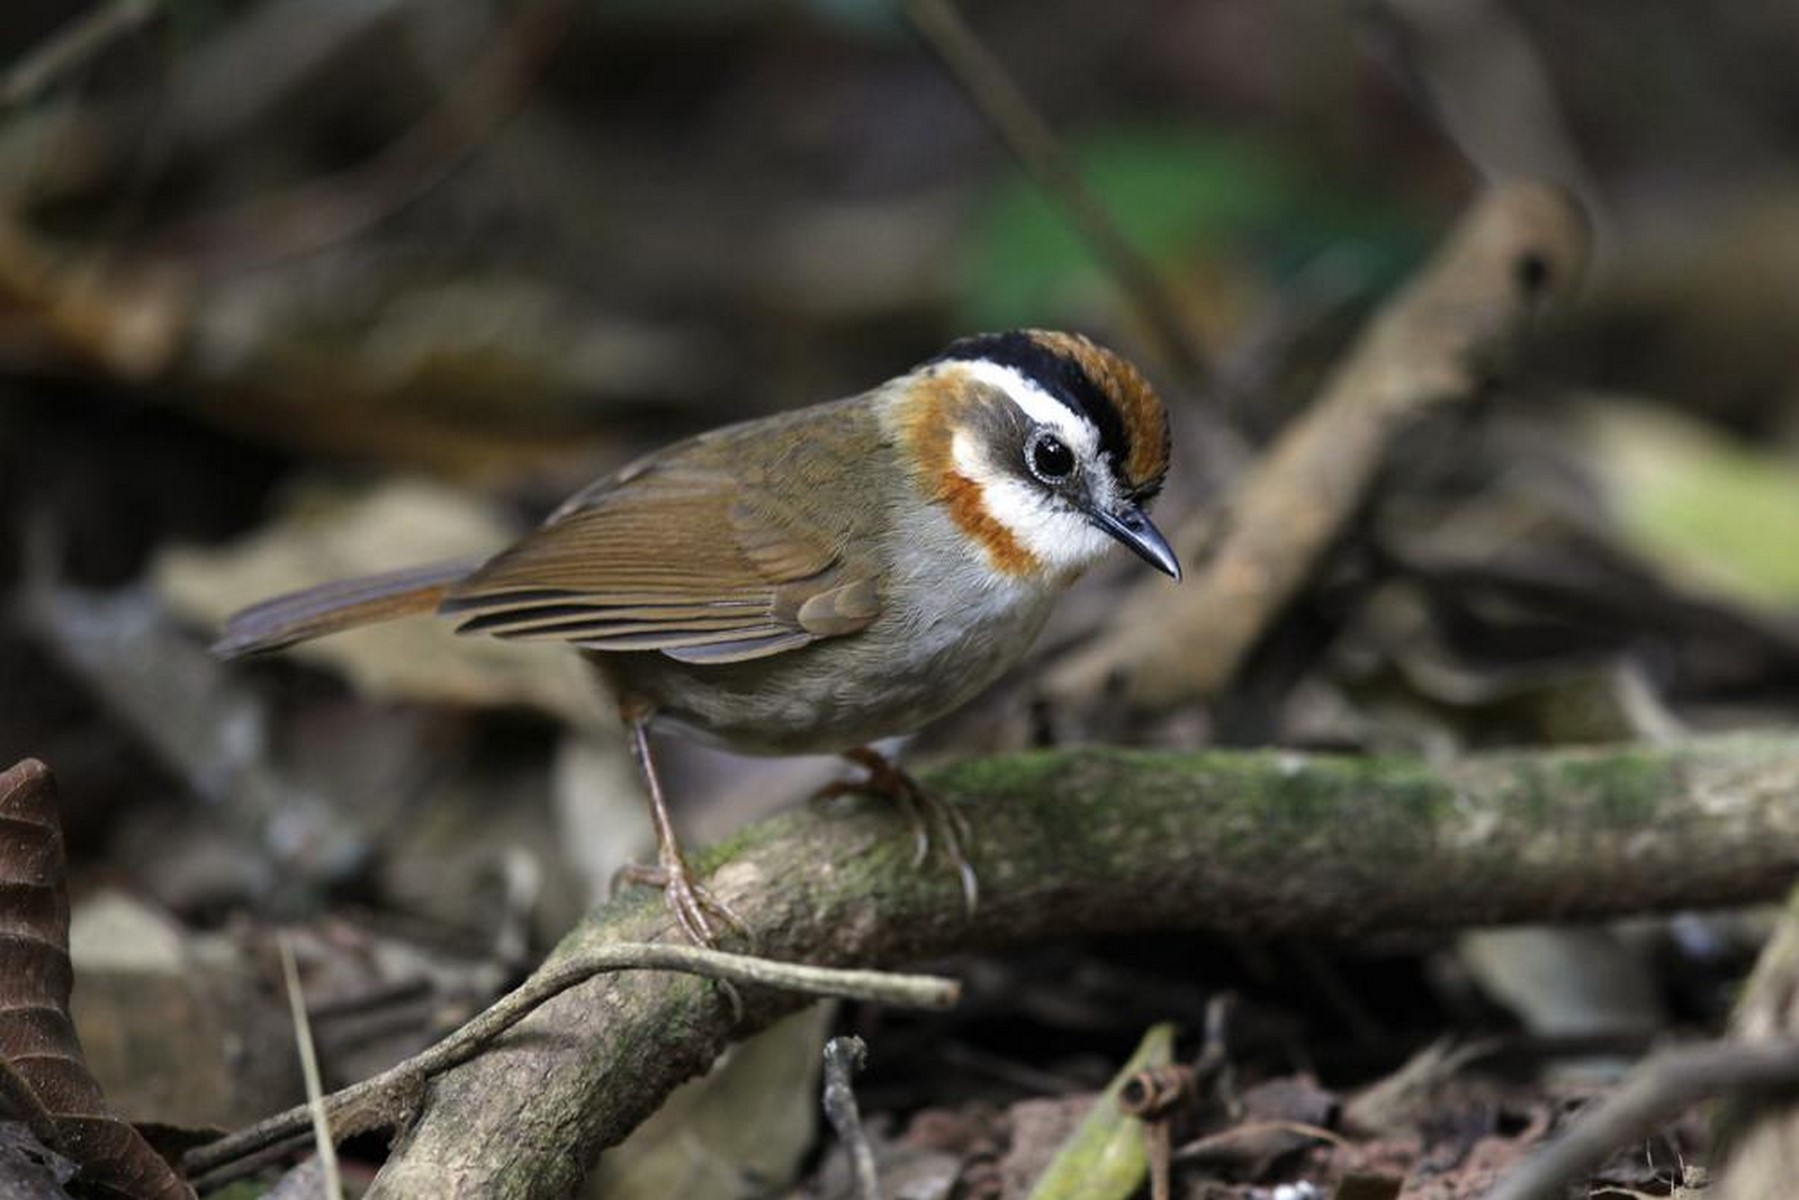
[0,760,193,1200]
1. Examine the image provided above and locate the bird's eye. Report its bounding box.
[1029,433,1075,481]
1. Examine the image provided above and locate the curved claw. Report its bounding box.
[950,855,980,916]
[918,790,979,916]
[615,857,754,951]
[896,788,933,869]
[815,778,933,867]
[921,788,979,915]
[823,748,981,918]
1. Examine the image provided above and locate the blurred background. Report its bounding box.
[3,1,1799,1195]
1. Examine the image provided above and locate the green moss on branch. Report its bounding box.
[369,733,1799,1200]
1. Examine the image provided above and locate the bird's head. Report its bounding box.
[898,329,1179,583]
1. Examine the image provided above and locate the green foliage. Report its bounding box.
[1591,402,1799,609]
[1027,1022,1176,1199]
[802,0,907,38]
[958,127,1427,328]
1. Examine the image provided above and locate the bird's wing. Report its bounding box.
[438,453,881,665]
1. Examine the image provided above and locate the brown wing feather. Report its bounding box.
[214,558,481,658]
[439,456,879,661]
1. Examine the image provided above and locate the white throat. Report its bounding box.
[948,432,1113,576]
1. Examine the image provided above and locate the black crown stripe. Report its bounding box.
[930,331,1132,473]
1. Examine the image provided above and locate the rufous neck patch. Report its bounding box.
[897,371,1043,578]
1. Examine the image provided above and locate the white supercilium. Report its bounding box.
[952,359,1100,460]
[948,430,1113,574]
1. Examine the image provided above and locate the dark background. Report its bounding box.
[3,2,1799,1196]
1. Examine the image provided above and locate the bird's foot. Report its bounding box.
[815,747,979,915]
[614,851,753,950]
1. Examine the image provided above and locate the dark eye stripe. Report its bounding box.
[931,331,1130,470]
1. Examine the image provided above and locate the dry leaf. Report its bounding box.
[154,477,600,726]
[0,760,193,1200]
[585,1005,834,1199]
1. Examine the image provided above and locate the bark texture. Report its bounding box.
[366,733,1799,1199]
[1712,883,1799,1198]
[1044,182,1590,709]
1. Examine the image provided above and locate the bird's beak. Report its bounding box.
[1089,503,1182,581]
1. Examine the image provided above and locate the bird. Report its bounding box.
[214,329,1181,944]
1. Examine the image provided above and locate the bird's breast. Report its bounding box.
[610,506,1063,756]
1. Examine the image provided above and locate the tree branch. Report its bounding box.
[1043,182,1590,711]
[0,0,159,112]
[359,733,1799,1199]
[1708,882,1799,1198]
[901,0,1214,392]
[182,945,957,1183]
[1485,1040,1799,1200]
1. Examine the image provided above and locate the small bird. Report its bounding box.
[215,329,1180,942]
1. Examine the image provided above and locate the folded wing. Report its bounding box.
[439,461,880,664]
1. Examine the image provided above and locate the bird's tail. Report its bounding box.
[211,558,483,658]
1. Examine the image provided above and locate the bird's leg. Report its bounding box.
[815,746,979,915]
[615,712,750,948]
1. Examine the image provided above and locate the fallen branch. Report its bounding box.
[1489,805,1799,1200]
[821,1037,879,1200]
[902,0,1212,391]
[181,944,958,1182]
[1708,882,1799,1199]
[349,732,1799,1199]
[0,0,160,112]
[1484,1041,1799,1200]
[1043,182,1590,711]
[151,0,572,276]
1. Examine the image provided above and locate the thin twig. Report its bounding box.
[1172,1118,1348,1166]
[1118,1063,1188,1200]
[1043,182,1590,710]
[1709,881,1799,1198]
[901,0,1212,392]
[1486,1041,1799,1200]
[151,0,572,276]
[183,944,958,1179]
[364,733,1799,1199]
[1142,1119,1172,1200]
[188,1131,317,1195]
[277,934,342,1200]
[822,1037,880,1200]
[0,0,159,112]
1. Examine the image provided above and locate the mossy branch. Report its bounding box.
[349,732,1799,1199]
